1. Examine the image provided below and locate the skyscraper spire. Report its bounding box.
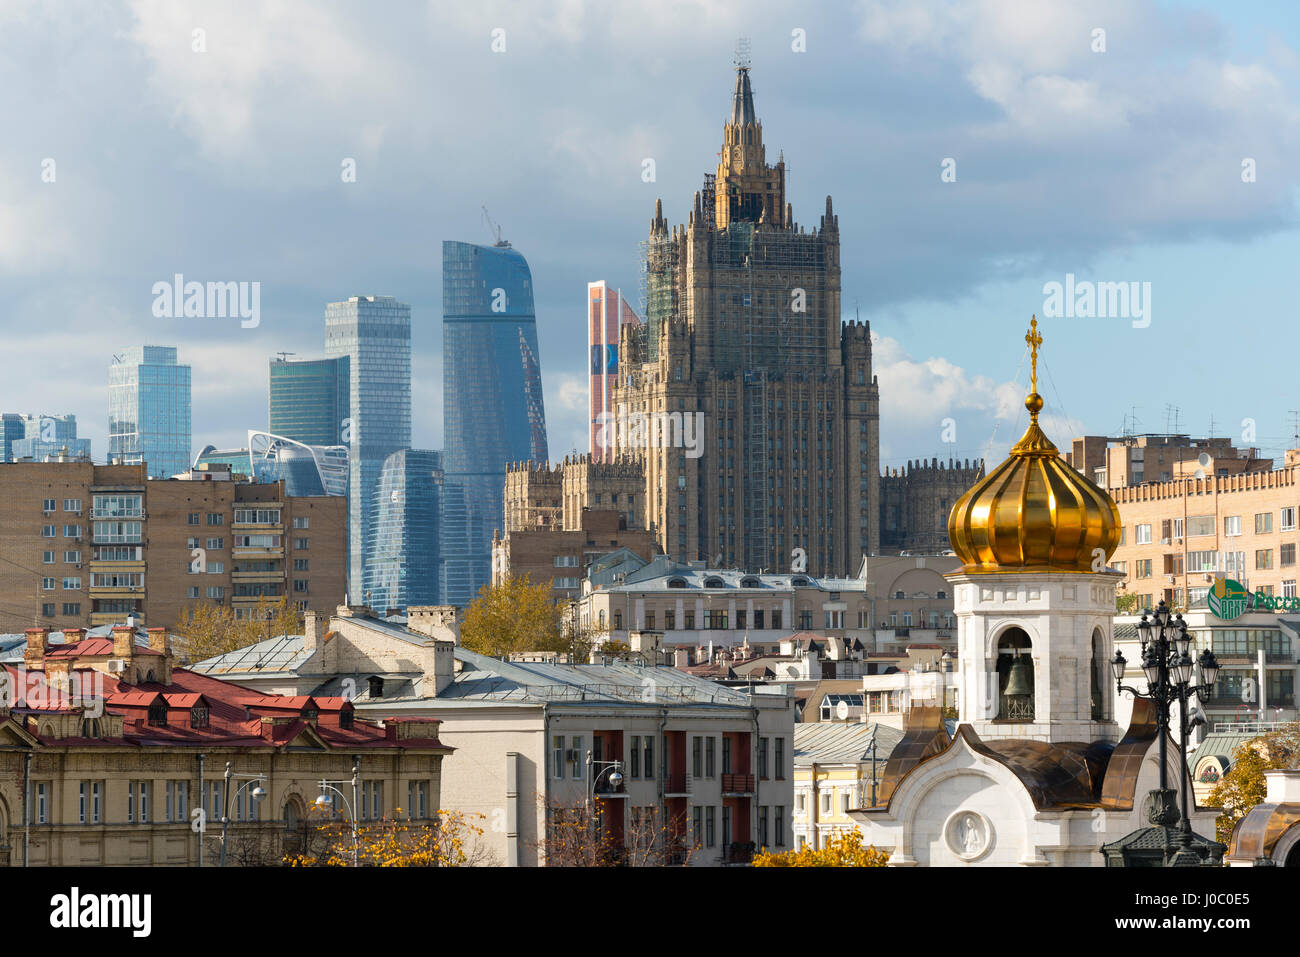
[729,65,756,126]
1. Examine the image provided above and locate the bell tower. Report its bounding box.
[946,319,1126,743]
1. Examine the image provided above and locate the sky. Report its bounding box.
[2,0,1299,473]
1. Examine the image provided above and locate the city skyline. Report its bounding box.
[6,2,1299,479]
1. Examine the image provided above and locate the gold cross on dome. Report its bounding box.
[1025,316,1042,394]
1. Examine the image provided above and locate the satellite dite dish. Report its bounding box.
[835,700,850,721]
[1198,452,1212,468]
[1194,469,1206,480]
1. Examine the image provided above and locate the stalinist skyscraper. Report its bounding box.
[610,57,880,576]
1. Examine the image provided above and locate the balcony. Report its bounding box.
[721,773,755,795]
[664,773,689,797]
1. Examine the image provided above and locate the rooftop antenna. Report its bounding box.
[481,205,509,247]
[1291,410,1300,450]
[734,36,751,69]
[275,351,296,363]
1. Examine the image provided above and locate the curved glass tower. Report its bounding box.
[364,449,442,613]
[441,241,548,606]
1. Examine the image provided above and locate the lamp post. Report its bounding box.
[586,751,624,863]
[1110,599,1220,866]
[315,758,361,866]
[218,761,268,867]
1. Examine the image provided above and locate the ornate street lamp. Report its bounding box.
[1105,600,1225,866]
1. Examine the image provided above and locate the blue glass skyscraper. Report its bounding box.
[108,346,192,478]
[268,355,351,446]
[325,296,412,600]
[10,414,91,461]
[364,449,443,612]
[441,240,548,606]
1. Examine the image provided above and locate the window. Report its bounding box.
[775,806,785,846]
[1187,550,1219,573]
[64,550,81,563]
[799,610,812,629]
[644,612,655,630]
[569,736,583,778]
[41,578,55,590]
[1284,508,1297,532]
[293,559,310,571]
[234,508,281,525]
[664,610,675,630]
[127,781,151,823]
[705,737,716,777]
[293,516,309,529]
[63,525,81,538]
[295,538,309,550]
[41,603,55,617]
[629,736,641,778]
[79,781,103,824]
[206,513,224,526]
[552,735,564,778]
[1135,560,1152,579]
[62,603,80,616]
[93,520,142,544]
[693,806,702,845]
[1224,515,1241,537]
[206,537,224,550]
[1187,514,1215,536]
[705,806,716,847]
[42,551,55,564]
[775,737,785,779]
[208,562,224,574]
[1283,544,1296,567]
[41,525,55,538]
[1135,524,1152,544]
[35,782,49,824]
[294,579,309,593]
[758,806,769,847]
[684,611,695,629]
[643,736,653,779]
[758,737,769,779]
[820,790,832,815]
[771,610,782,629]
[408,780,429,819]
[64,498,81,513]
[1257,549,1274,570]
[188,513,200,525]
[188,586,200,599]
[692,736,702,778]
[360,781,384,821]
[1256,512,1274,534]
[206,586,224,600]
[43,499,56,513]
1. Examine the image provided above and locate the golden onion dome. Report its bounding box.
[947,319,1121,574]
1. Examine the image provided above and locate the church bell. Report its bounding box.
[1003,653,1033,698]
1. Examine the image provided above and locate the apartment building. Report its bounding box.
[577,552,961,655]
[1067,434,1268,488]
[190,604,796,866]
[792,722,902,851]
[0,461,345,632]
[1107,462,1300,610]
[0,624,449,866]
[492,509,660,600]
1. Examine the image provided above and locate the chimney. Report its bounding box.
[303,611,323,652]
[407,605,461,644]
[431,640,455,696]
[45,658,71,698]
[62,627,86,645]
[111,625,136,683]
[147,627,174,685]
[24,628,50,669]
[673,648,691,669]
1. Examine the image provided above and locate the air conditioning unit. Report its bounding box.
[106,659,126,673]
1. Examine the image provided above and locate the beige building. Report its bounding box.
[192,604,797,866]
[0,461,345,632]
[579,553,961,656]
[602,62,879,578]
[493,509,660,601]
[0,623,448,866]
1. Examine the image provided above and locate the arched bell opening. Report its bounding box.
[996,628,1034,723]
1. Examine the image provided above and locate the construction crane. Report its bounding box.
[481,205,510,247]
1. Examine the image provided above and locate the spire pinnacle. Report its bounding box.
[1024,315,1044,421]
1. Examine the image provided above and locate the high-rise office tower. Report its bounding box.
[108,346,193,478]
[1,414,25,462]
[325,296,412,601]
[611,61,880,576]
[441,240,548,606]
[588,282,641,462]
[10,413,92,461]
[268,355,351,447]
[364,449,443,613]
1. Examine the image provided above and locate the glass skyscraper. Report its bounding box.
[364,449,442,613]
[325,296,411,600]
[6,413,91,461]
[441,240,548,606]
[1,414,25,461]
[268,355,350,446]
[108,346,192,478]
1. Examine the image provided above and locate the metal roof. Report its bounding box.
[187,634,312,675]
[794,722,904,764]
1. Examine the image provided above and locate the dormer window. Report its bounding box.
[301,707,318,722]
[340,708,354,729]
[704,576,725,589]
[667,578,687,589]
[368,676,384,699]
[190,705,209,729]
[147,701,168,726]
[81,717,100,738]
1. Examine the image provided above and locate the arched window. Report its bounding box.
[598,610,606,628]
[704,576,725,589]
[668,577,687,589]
[1090,628,1107,721]
[740,576,760,588]
[996,628,1035,722]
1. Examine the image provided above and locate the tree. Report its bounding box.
[285,808,498,867]
[752,830,890,867]
[174,595,304,665]
[460,573,568,657]
[533,796,697,867]
[1205,721,1300,844]
[1115,593,1139,614]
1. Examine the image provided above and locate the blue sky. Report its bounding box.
[1,0,1298,471]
